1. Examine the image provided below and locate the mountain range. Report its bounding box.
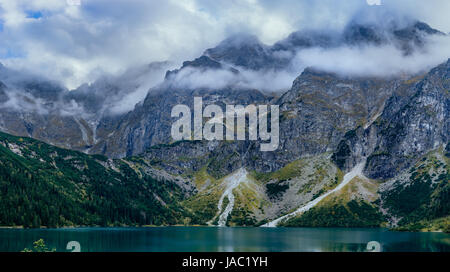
[0,15,448,230]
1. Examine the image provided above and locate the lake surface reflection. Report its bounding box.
[0,227,449,252]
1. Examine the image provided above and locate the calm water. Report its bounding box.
[0,227,449,252]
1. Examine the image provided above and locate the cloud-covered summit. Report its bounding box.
[160,12,449,93]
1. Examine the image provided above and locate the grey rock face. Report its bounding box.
[165,56,232,80]
[272,31,339,52]
[88,85,269,158]
[136,68,400,177]
[392,22,444,53]
[204,33,286,71]
[365,59,449,179]
[277,67,398,148]
[333,59,450,179]
[136,58,449,181]
[0,17,446,180]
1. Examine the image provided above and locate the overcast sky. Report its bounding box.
[0,0,449,89]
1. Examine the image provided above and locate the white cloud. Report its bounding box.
[293,35,450,78]
[0,0,449,90]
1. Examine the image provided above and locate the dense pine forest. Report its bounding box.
[0,132,197,228]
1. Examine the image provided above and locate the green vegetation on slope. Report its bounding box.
[228,182,262,226]
[282,149,449,231]
[393,216,450,233]
[381,149,450,231]
[253,160,306,183]
[254,155,343,200]
[0,132,196,228]
[281,199,385,227]
[182,167,224,224]
[184,167,265,226]
[280,177,385,228]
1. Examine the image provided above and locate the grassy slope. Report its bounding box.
[280,148,449,231]
[183,167,266,226]
[280,177,385,227]
[182,167,225,224]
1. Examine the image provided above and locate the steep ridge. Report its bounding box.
[333,59,450,179]
[134,67,400,177]
[0,19,444,158]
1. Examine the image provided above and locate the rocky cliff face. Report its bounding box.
[333,59,449,179]
[86,85,269,158]
[204,33,288,71]
[0,19,443,160]
[276,68,398,157]
[135,65,404,176]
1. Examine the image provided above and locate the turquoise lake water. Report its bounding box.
[0,227,449,252]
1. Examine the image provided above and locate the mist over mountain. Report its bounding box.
[0,1,448,230]
[0,8,448,154]
[66,61,175,115]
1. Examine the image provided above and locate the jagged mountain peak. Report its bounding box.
[203,33,278,70]
[410,21,443,35]
[171,17,445,77]
[297,66,334,77]
[205,33,267,56]
[343,22,387,45]
[272,30,338,52]
[164,55,239,83]
[343,18,443,48]
[168,56,222,76]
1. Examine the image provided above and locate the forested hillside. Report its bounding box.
[0,132,196,228]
